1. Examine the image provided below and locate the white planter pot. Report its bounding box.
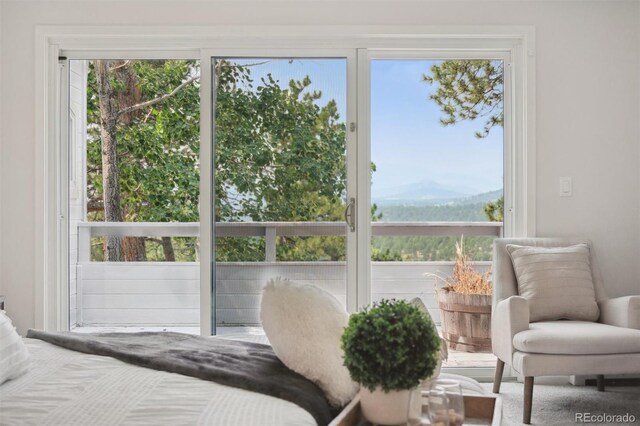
[359,386,412,425]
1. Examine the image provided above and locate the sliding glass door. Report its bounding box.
[208,49,512,362]
[364,51,508,368]
[57,45,514,376]
[211,55,357,335]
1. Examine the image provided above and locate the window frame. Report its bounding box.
[206,49,359,329]
[36,26,536,352]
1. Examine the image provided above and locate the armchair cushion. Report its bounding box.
[506,243,599,322]
[599,296,640,329]
[513,321,640,355]
[491,295,530,363]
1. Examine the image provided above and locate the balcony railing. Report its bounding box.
[78,221,503,262]
[71,221,501,328]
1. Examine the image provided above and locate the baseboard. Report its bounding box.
[570,375,640,386]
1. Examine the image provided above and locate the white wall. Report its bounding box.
[1,0,639,334]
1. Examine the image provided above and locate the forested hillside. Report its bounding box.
[372,235,495,261]
[376,202,488,222]
[371,193,502,262]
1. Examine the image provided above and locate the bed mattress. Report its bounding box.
[0,338,316,426]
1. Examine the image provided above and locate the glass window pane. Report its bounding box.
[69,59,201,334]
[370,58,503,368]
[212,58,348,335]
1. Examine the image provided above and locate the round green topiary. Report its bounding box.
[341,299,441,392]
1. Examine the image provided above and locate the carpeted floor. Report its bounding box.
[481,382,640,425]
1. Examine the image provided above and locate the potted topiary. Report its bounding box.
[341,299,441,425]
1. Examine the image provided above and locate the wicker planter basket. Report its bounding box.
[436,287,492,353]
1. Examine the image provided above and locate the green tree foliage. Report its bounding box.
[484,196,504,222]
[423,59,505,222]
[213,62,349,261]
[373,236,495,262]
[87,59,358,262]
[87,60,200,224]
[423,60,503,139]
[87,60,200,261]
[86,58,504,263]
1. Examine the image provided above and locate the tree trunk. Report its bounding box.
[123,236,147,261]
[95,60,148,262]
[161,237,176,262]
[113,61,143,125]
[95,60,124,261]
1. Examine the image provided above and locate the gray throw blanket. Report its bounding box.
[27,329,336,426]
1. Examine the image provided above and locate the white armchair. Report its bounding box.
[491,238,640,424]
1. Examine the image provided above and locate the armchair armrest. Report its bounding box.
[492,296,530,364]
[598,296,640,329]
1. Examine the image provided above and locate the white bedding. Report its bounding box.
[0,338,316,426]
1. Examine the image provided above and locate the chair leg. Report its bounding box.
[597,375,605,392]
[493,359,505,393]
[523,376,534,424]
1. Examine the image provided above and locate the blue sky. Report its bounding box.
[371,60,503,196]
[226,58,503,198]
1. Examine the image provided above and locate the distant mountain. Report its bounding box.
[373,180,480,205]
[448,189,503,205]
[373,178,502,206]
[374,188,503,222]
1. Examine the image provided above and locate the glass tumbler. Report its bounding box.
[431,379,465,426]
[427,387,449,426]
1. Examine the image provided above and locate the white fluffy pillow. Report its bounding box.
[507,243,600,322]
[410,297,446,380]
[260,278,358,407]
[0,311,31,384]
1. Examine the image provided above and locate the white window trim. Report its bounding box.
[35,25,536,353]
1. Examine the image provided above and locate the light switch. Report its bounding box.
[560,177,572,197]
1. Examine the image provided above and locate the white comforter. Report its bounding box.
[0,338,316,426]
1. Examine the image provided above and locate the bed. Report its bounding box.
[0,338,318,426]
[1,279,369,426]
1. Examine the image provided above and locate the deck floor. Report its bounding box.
[72,325,496,368]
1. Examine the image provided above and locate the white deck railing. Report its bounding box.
[73,221,500,327]
[78,221,502,262]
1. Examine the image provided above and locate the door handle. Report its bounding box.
[344,197,356,232]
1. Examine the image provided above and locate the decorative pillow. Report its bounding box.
[260,278,358,407]
[506,243,600,322]
[0,311,31,384]
[409,297,447,380]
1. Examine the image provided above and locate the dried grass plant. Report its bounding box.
[432,237,492,295]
